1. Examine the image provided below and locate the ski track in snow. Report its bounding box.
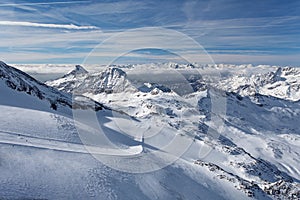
[0,130,142,156]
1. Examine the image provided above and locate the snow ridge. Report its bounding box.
[0,61,103,112]
[63,64,88,78]
[46,66,136,94]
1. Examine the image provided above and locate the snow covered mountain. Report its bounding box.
[45,63,300,199]
[0,61,103,113]
[0,62,299,199]
[0,61,71,112]
[46,66,136,94]
[62,64,88,77]
[215,66,300,102]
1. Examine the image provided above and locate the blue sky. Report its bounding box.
[0,0,299,65]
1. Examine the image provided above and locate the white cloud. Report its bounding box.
[0,21,98,30]
[12,64,75,74]
[210,53,300,66]
[0,51,87,63]
[0,1,90,7]
[0,28,105,48]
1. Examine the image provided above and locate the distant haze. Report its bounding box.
[28,73,65,82]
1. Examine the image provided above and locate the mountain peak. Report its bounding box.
[75,64,87,71]
[63,65,88,78]
[102,67,126,78]
[47,67,135,95]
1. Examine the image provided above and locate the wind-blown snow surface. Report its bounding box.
[0,61,299,199]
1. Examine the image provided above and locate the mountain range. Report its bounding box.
[0,61,299,199]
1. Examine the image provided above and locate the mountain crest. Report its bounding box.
[0,61,103,112]
[63,65,88,78]
[100,67,126,78]
[47,67,135,95]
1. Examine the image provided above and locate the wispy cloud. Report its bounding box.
[0,0,299,65]
[211,53,300,66]
[0,1,90,7]
[0,21,98,30]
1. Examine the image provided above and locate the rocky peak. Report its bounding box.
[63,65,88,78]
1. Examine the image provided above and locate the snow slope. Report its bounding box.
[0,62,299,199]
[45,64,300,199]
[216,67,300,101]
[0,61,104,114]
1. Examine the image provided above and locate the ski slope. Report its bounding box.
[0,62,299,199]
